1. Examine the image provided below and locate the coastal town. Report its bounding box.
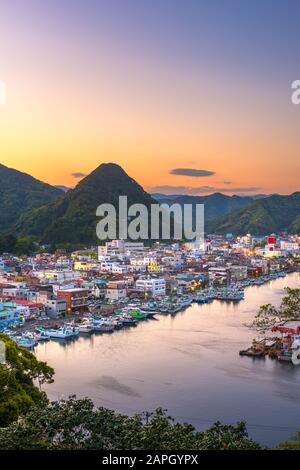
[0,233,299,362]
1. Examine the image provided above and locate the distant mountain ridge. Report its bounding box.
[207,192,300,235]
[1,162,298,242]
[0,164,63,234]
[152,193,255,221]
[152,192,271,201]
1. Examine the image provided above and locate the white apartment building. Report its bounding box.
[105,287,127,301]
[100,262,128,274]
[98,240,144,258]
[43,298,67,317]
[135,278,166,297]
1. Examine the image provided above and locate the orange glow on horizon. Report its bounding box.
[0,6,299,197]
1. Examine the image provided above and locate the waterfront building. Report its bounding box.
[43,298,67,317]
[135,277,166,297]
[5,300,46,320]
[208,266,231,286]
[229,265,248,281]
[57,287,90,313]
[0,303,23,327]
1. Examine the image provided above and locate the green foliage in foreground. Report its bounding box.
[0,397,260,450]
[251,287,300,332]
[0,334,54,427]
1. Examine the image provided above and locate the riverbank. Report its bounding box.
[4,270,294,348]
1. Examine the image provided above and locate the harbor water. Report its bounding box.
[36,272,300,447]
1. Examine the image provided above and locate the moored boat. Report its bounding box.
[15,335,37,349]
[39,325,79,339]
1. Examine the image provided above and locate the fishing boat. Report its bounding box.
[35,330,50,341]
[277,350,293,362]
[194,295,209,304]
[127,309,147,320]
[15,335,37,349]
[142,301,159,312]
[215,288,244,302]
[23,330,49,342]
[224,291,244,301]
[109,317,124,329]
[92,320,114,332]
[78,323,94,334]
[118,315,138,325]
[39,325,79,339]
[166,302,182,314]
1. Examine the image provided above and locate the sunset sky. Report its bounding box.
[0,0,299,195]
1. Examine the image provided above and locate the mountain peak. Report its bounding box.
[76,163,131,188]
[16,163,155,244]
[91,162,127,175]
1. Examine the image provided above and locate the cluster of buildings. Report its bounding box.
[0,234,298,327]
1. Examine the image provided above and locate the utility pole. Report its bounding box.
[143,411,153,424]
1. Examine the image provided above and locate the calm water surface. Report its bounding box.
[36,272,300,447]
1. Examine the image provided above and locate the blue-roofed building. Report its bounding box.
[0,303,23,328]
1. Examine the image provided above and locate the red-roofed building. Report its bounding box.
[10,299,46,319]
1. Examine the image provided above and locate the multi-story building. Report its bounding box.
[43,298,67,317]
[35,270,81,283]
[105,281,127,301]
[57,288,90,313]
[208,267,231,285]
[98,240,144,258]
[135,278,166,297]
[100,261,128,274]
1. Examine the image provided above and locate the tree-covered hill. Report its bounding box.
[16,163,156,244]
[207,192,300,235]
[0,164,63,234]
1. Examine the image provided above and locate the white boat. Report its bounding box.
[15,335,37,349]
[78,323,94,334]
[93,321,114,332]
[23,331,49,342]
[118,315,138,325]
[40,326,79,339]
